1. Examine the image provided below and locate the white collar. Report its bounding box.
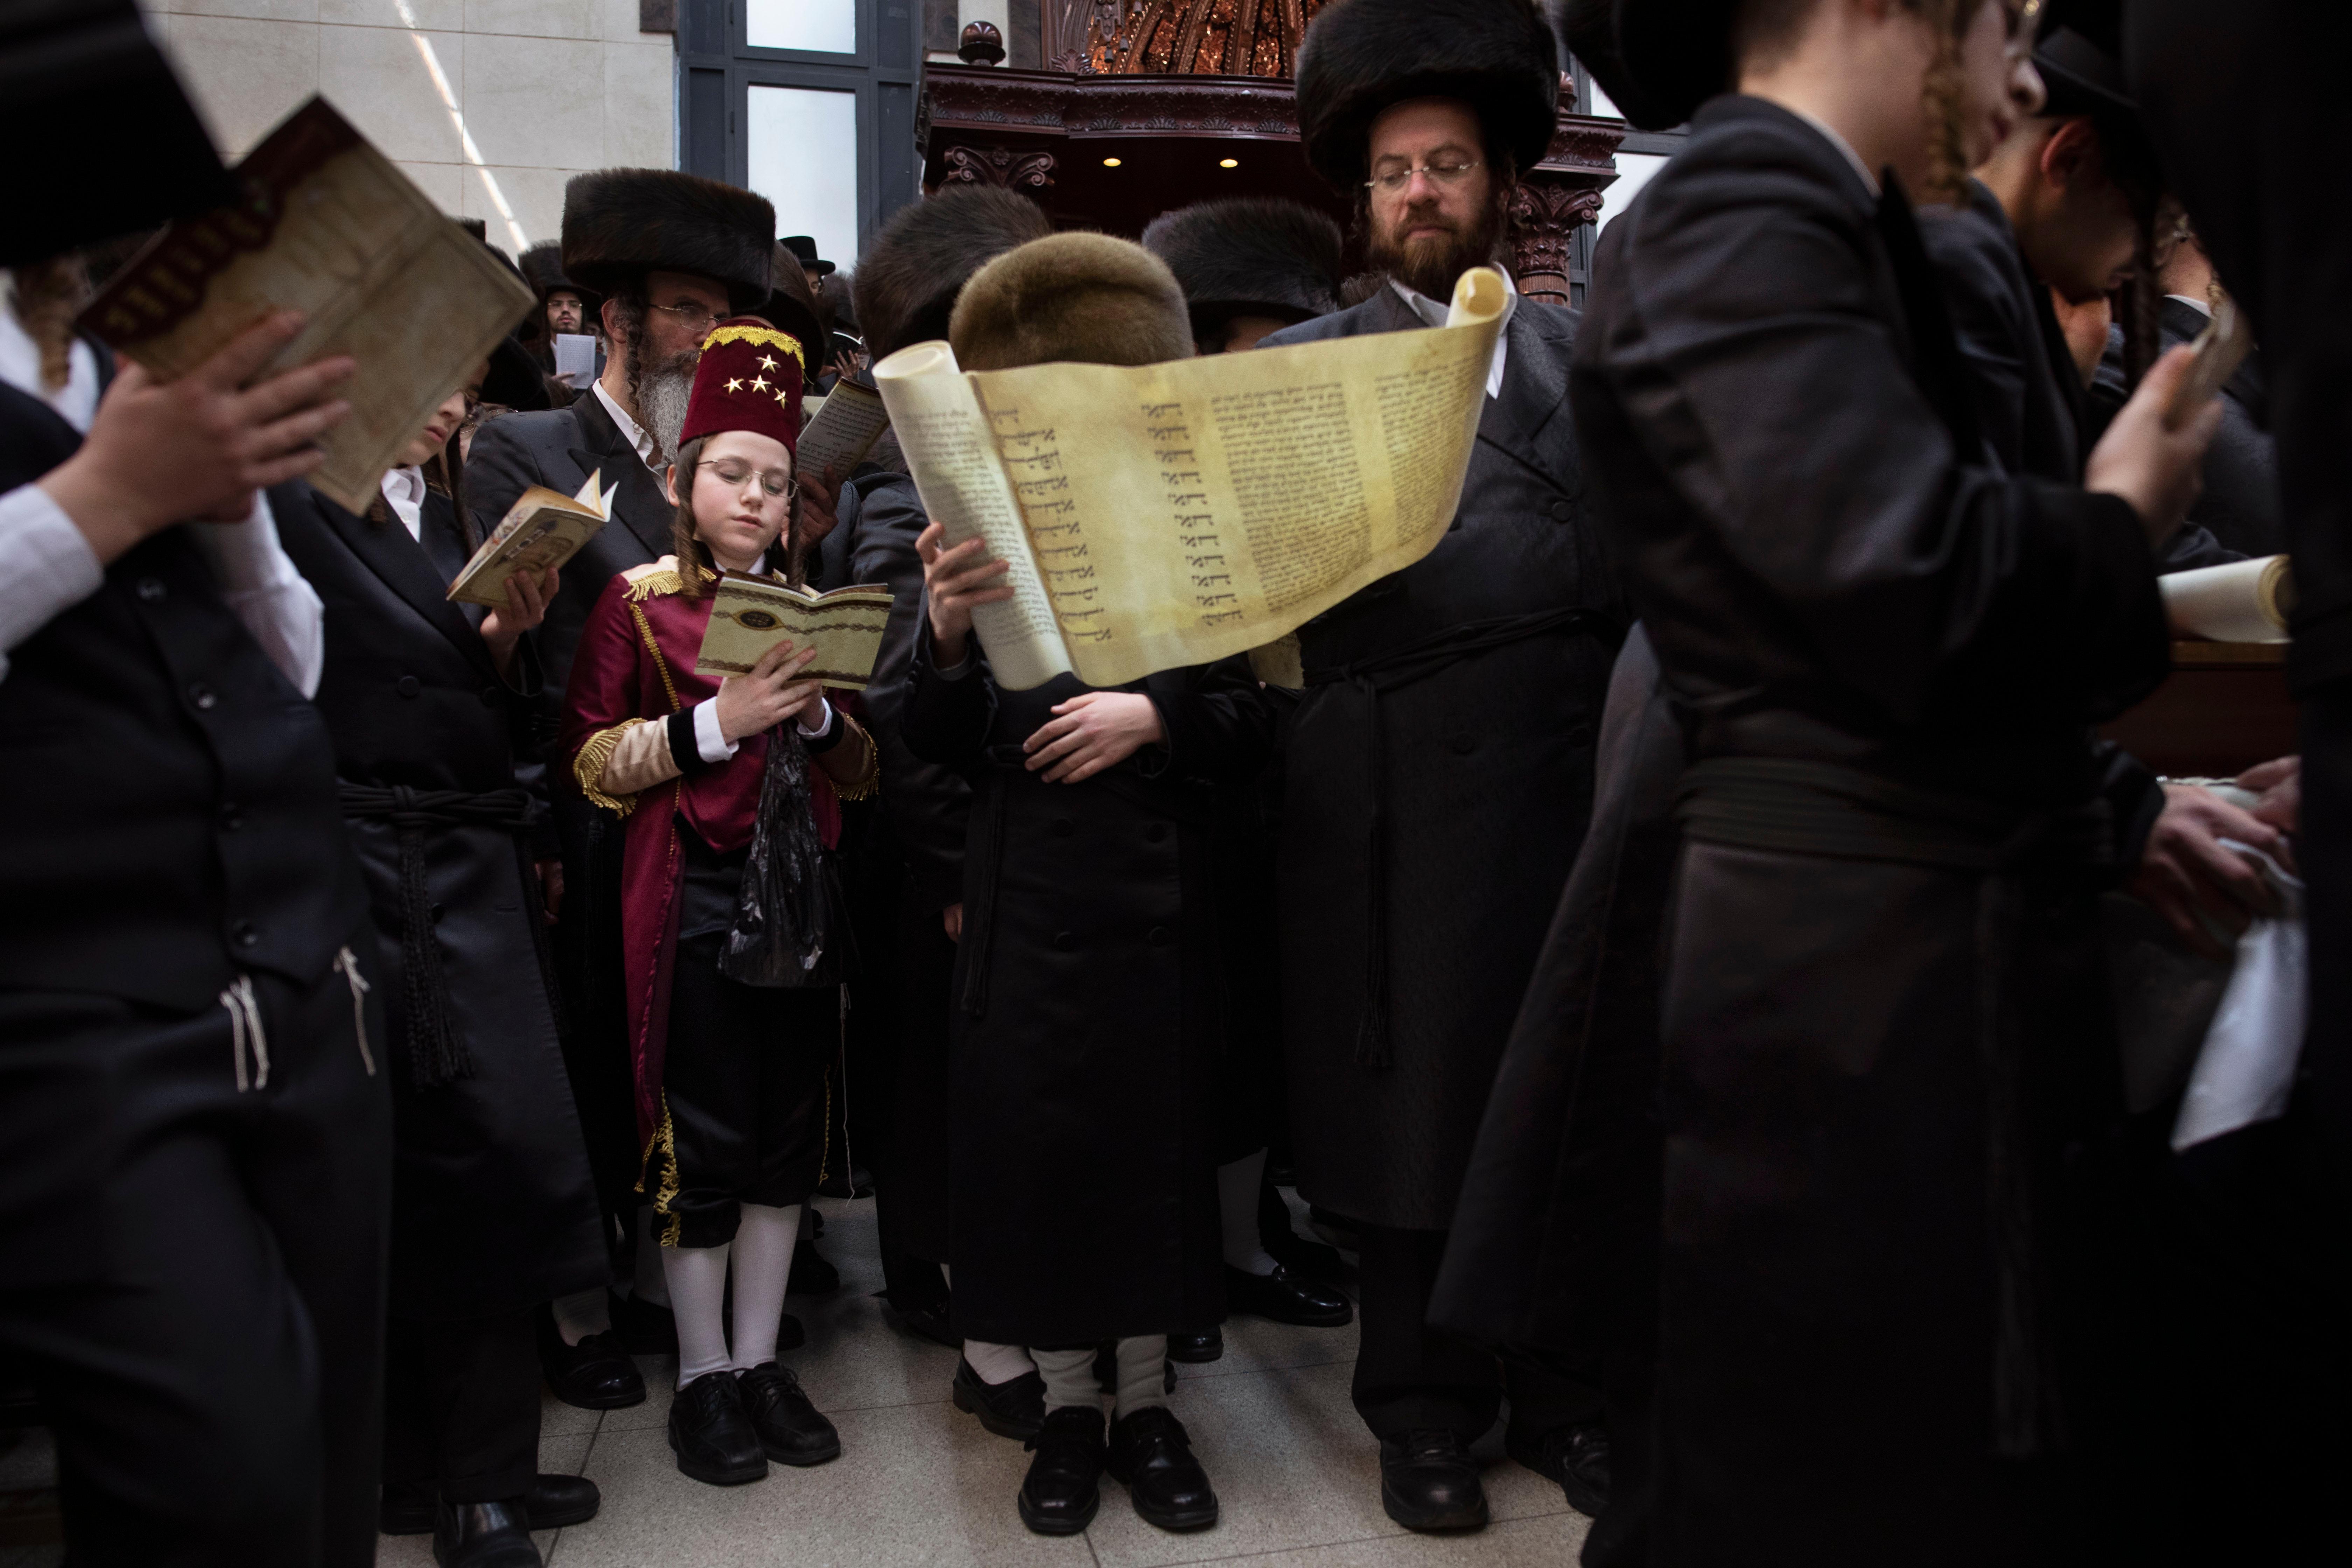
[593,379,662,473]
[379,465,426,541]
[2165,293,2215,319]
[1388,265,1519,399]
[1787,107,1882,197]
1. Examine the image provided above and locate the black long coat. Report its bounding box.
[1565,96,2173,1563]
[275,482,606,1320]
[898,626,1273,1346]
[1256,286,1624,1232]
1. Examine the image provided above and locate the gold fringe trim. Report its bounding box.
[624,568,684,602]
[700,322,808,371]
[635,1098,686,1248]
[628,604,684,713]
[830,718,881,802]
[573,719,646,816]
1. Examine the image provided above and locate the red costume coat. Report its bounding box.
[560,558,845,1161]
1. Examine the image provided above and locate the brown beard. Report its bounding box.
[1365,183,1510,302]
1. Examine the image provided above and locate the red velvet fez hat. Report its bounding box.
[677,317,807,456]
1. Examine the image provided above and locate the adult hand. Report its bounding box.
[712,638,823,743]
[915,520,1013,667]
[798,464,840,554]
[38,310,355,565]
[2237,755,2300,835]
[833,348,867,385]
[536,858,565,924]
[478,564,558,679]
[942,902,963,942]
[1023,691,1164,784]
[2128,783,2292,959]
[2085,344,2222,550]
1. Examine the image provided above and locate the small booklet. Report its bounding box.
[2162,554,2295,644]
[796,377,890,482]
[77,96,533,514]
[552,332,598,389]
[447,471,613,608]
[695,573,896,690]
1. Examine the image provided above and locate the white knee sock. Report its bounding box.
[1114,1335,1170,1420]
[662,1242,733,1387]
[729,1202,800,1371]
[964,1339,1036,1385]
[1218,1149,1280,1276]
[1031,1346,1101,1414]
[634,1206,673,1308]
[552,1287,611,1347]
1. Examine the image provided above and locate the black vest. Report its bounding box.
[0,384,366,1010]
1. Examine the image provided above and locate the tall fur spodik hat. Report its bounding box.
[855,187,1054,361]
[1294,0,1562,190]
[559,169,776,313]
[949,233,1194,373]
[1140,198,1345,336]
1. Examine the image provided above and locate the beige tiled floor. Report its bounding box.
[1,1197,1589,1567]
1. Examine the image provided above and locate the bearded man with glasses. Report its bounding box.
[1253,0,1628,1534]
[464,170,811,1418]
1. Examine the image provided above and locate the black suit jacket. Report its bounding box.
[464,389,674,701]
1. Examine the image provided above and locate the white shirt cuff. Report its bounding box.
[796,695,835,737]
[185,492,327,699]
[0,482,105,684]
[693,697,740,763]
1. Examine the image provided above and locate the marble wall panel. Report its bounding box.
[465,0,599,40]
[461,31,604,170]
[464,163,574,246]
[602,40,673,168]
[161,15,320,158]
[319,22,465,163]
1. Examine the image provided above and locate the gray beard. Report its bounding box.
[637,366,696,464]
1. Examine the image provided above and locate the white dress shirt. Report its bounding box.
[380,465,426,541]
[2166,293,2215,320]
[1390,264,1520,399]
[593,379,663,474]
[0,294,327,694]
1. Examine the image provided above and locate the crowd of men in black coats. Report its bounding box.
[1,0,2346,1563]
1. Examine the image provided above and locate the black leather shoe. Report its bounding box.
[381,1474,601,1535]
[1507,1421,1610,1517]
[736,1361,841,1466]
[888,1299,959,1349]
[1168,1329,1223,1363]
[952,1357,1046,1441]
[1226,1264,1353,1327]
[1018,1405,1105,1535]
[432,1496,540,1568]
[608,1288,678,1355]
[667,1371,768,1486]
[537,1315,647,1411]
[1107,1406,1219,1531]
[1379,1430,1489,1532]
[787,1242,839,1296]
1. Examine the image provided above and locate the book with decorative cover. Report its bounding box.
[447,471,613,608]
[695,574,895,691]
[77,96,533,513]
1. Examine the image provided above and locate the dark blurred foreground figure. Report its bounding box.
[0,5,390,1561]
[2129,3,2352,1559]
[274,358,608,1566]
[1265,0,1624,1533]
[1486,0,2229,1562]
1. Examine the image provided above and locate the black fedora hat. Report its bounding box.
[781,235,835,278]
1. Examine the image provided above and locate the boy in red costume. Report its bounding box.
[560,318,880,1486]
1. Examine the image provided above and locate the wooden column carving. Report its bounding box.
[1509,177,1604,307]
[937,144,1060,192]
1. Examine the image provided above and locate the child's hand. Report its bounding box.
[714,639,822,743]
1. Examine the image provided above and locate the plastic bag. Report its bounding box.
[719,725,842,989]
[2171,841,2305,1151]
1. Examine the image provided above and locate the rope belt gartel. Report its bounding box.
[337,783,538,1088]
[1673,754,2118,1462]
[1303,604,1610,1068]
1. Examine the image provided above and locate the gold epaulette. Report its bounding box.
[624,569,682,601]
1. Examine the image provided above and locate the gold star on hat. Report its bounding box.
[725,377,743,393]
[774,388,789,405]
[759,354,779,371]
[749,374,770,392]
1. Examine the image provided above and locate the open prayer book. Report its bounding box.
[872,266,1510,690]
[447,472,613,608]
[694,574,896,691]
[796,378,891,481]
[78,96,533,515]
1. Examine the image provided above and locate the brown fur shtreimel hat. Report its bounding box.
[559,168,776,313]
[948,233,1195,374]
[1294,0,1561,190]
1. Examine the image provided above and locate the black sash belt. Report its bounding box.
[1304,605,1610,1068]
[338,783,538,1088]
[1673,755,2116,1462]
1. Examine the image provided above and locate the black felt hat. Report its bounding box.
[758,242,830,366]
[519,241,602,312]
[2034,24,2135,118]
[781,235,835,277]
[1140,198,1345,335]
[1,0,238,266]
[1549,0,1737,133]
[560,168,776,313]
[1294,0,1563,190]
[855,187,1053,361]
